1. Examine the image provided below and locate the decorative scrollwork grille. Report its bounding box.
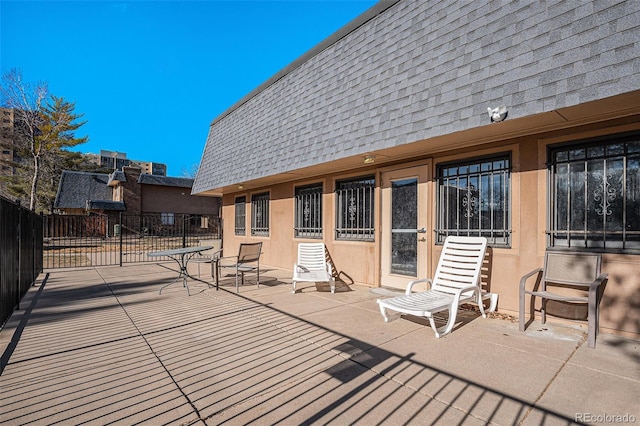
[234,196,246,235]
[336,176,375,240]
[436,154,511,246]
[294,183,323,238]
[548,135,640,252]
[251,192,269,236]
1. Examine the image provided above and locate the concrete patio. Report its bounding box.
[1,261,638,425]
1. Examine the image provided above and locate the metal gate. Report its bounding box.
[43,213,222,269]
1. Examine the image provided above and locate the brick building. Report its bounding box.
[55,166,220,226]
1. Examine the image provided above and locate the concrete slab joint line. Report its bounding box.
[518,334,586,425]
[95,267,205,423]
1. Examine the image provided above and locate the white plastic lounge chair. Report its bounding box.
[292,243,335,293]
[377,236,497,338]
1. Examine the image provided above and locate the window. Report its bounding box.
[436,154,511,246]
[335,176,375,240]
[201,216,209,229]
[251,192,269,236]
[235,196,246,235]
[295,183,323,238]
[548,134,640,252]
[161,212,174,226]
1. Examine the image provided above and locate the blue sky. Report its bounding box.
[1,0,377,176]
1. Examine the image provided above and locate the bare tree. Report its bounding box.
[1,69,48,210]
[1,69,88,211]
[182,163,199,179]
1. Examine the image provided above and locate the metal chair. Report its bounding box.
[216,242,263,293]
[519,251,607,348]
[190,239,222,277]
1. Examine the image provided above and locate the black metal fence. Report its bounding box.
[0,196,43,329]
[43,213,222,269]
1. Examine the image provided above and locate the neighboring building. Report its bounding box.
[107,166,217,215]
[85,150,168,176]
[53,170,124,216]
[193,0,640,338]
[130,160,167,176]
[0,108,16,194]
[52,170,126,235]
[55,166,220,222]
[98,150,130,170]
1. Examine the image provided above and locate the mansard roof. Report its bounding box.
[193,0,640,195]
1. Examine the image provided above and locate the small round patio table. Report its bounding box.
[148,246,213,296]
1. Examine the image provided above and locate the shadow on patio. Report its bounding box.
[1,263,638,425]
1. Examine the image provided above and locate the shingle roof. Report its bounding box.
[87,200,126,211]
[108,170,126,186]
[137,174,193,188]
[193,0,640,194]
[54,171,115,209]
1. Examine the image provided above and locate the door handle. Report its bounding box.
[417,227,427,233]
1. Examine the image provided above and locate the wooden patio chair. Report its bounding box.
[292,243,335,294]
[377,236,497,338]
[519,251,608,348]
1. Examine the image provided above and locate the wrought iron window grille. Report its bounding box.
[436,154,511,247]
[335,176,375,241]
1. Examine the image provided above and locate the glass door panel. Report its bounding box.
[391,178,417,275]
[381,164,430,290]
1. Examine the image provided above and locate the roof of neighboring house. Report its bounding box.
[54,170,118,210]
[193,0,640,195]
[107,170,126,186]
[87,200,126,211]
[138,174,193,188]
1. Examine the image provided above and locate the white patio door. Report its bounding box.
[381,164,430,290]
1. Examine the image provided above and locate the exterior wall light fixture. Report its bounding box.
[487,106,508,122]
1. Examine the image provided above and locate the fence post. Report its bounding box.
[119,212,123,267]
[31,214,35,286]
[182,214,187,248]
[16,206,21,311]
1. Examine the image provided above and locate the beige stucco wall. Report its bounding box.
[222,176,378,287]
[220,119,640,338]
